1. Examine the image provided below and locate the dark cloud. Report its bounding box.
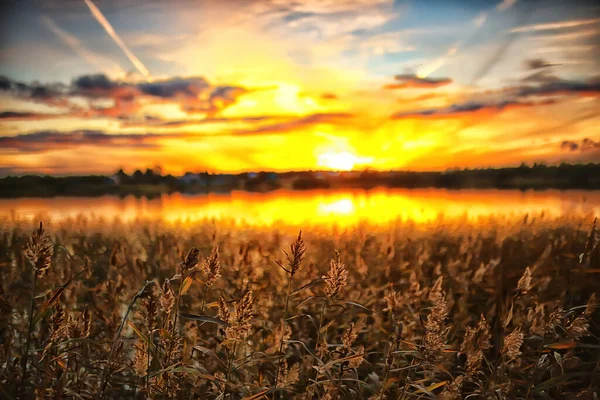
[0,111,63,120]
[518,79,600,97]
[73,74,120,91]
[1,73,248,119]
[561,138,600,152]
[232,113,354,136]
[120,114,284,128]
[0,76,64,99]
[522,70,559,84]
[0,111,36,119]
[524,58,559,70]
[137,77,210,98]
[0,130,183,153]
[183,85,248,115]
[0,76,12,90]
[391,99,554,120]
[561,140,579,151]
[384,74,452,89]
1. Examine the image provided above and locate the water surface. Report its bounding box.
[1,189,599,227]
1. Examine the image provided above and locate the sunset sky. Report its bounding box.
[0,0,599,175]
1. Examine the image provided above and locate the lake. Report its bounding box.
[0,188,600,226]
[1,188,599,227]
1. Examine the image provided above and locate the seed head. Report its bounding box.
[348,346,365,369]
[50,303,66,340]
[235,290,254,328]
[428,276,444,302]
[517,267,532,294]
[461,314,491,374]
[160,280,175,316]
[527,303,546,336]
[143,292,159,332]
[217,296,231,324]
[342,322,358,350]
[383,286,402,314]
[423,291,449,361]
[566,317,589,339]
[81,306,92,338]
[502,326,524,360]
[225,290,254,343]
[67,307,91,339]
[201,247,221,287]
[24,221,53,277]
[285,231,306,277]
[323,251,348,299]
[133,340,149,377]
[268,322,292,354]
[181,247,200,274]
[546,301,564,333]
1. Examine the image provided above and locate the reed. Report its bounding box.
[0,215,598,399]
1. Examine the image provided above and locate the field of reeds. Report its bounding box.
[0,215,599,399]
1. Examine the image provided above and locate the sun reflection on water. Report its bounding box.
[0,188,599,227]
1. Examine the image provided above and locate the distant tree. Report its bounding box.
[133,170,143,181]
[152,165,164,176]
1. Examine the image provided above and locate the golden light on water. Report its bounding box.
[1,189,599,228]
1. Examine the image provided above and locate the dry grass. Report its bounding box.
[0,215,598,399]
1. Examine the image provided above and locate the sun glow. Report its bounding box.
[317,151,372,171]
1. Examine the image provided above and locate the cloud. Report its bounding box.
[267,0,395,36]
[383,74,452,90]
[561,138,600,152]
[72,75,247,115]
[473,12,488,28]
[524,58,559,70]
[137,77,210,98]
[530,27,600,42]
[0,111,64,120]
[0,130,182,153]
[119,115,285,128]
[391,99,554,120]
[269,0,392,15]
[356,31,416,56]
[0,76,68,106]
[517,79,600,97]
[511,18,600,33]
[522,70,559,84]
[232,112,354,136]
[1,73,248,119]
[496,0,517,12]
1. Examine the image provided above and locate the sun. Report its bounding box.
[317,151,371,171]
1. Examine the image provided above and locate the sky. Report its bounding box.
[0,0,599,176]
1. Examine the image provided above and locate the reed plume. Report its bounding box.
[201,247,221,287]
[323,251,348,299]
[502,326,524,361]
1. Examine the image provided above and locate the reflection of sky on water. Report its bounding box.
[1,189,599,227]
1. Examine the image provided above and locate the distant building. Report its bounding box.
[179,173,207,186]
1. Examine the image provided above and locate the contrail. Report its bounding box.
[417,0,520,79]
[83,0,151,81]
[43,17,123,75]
